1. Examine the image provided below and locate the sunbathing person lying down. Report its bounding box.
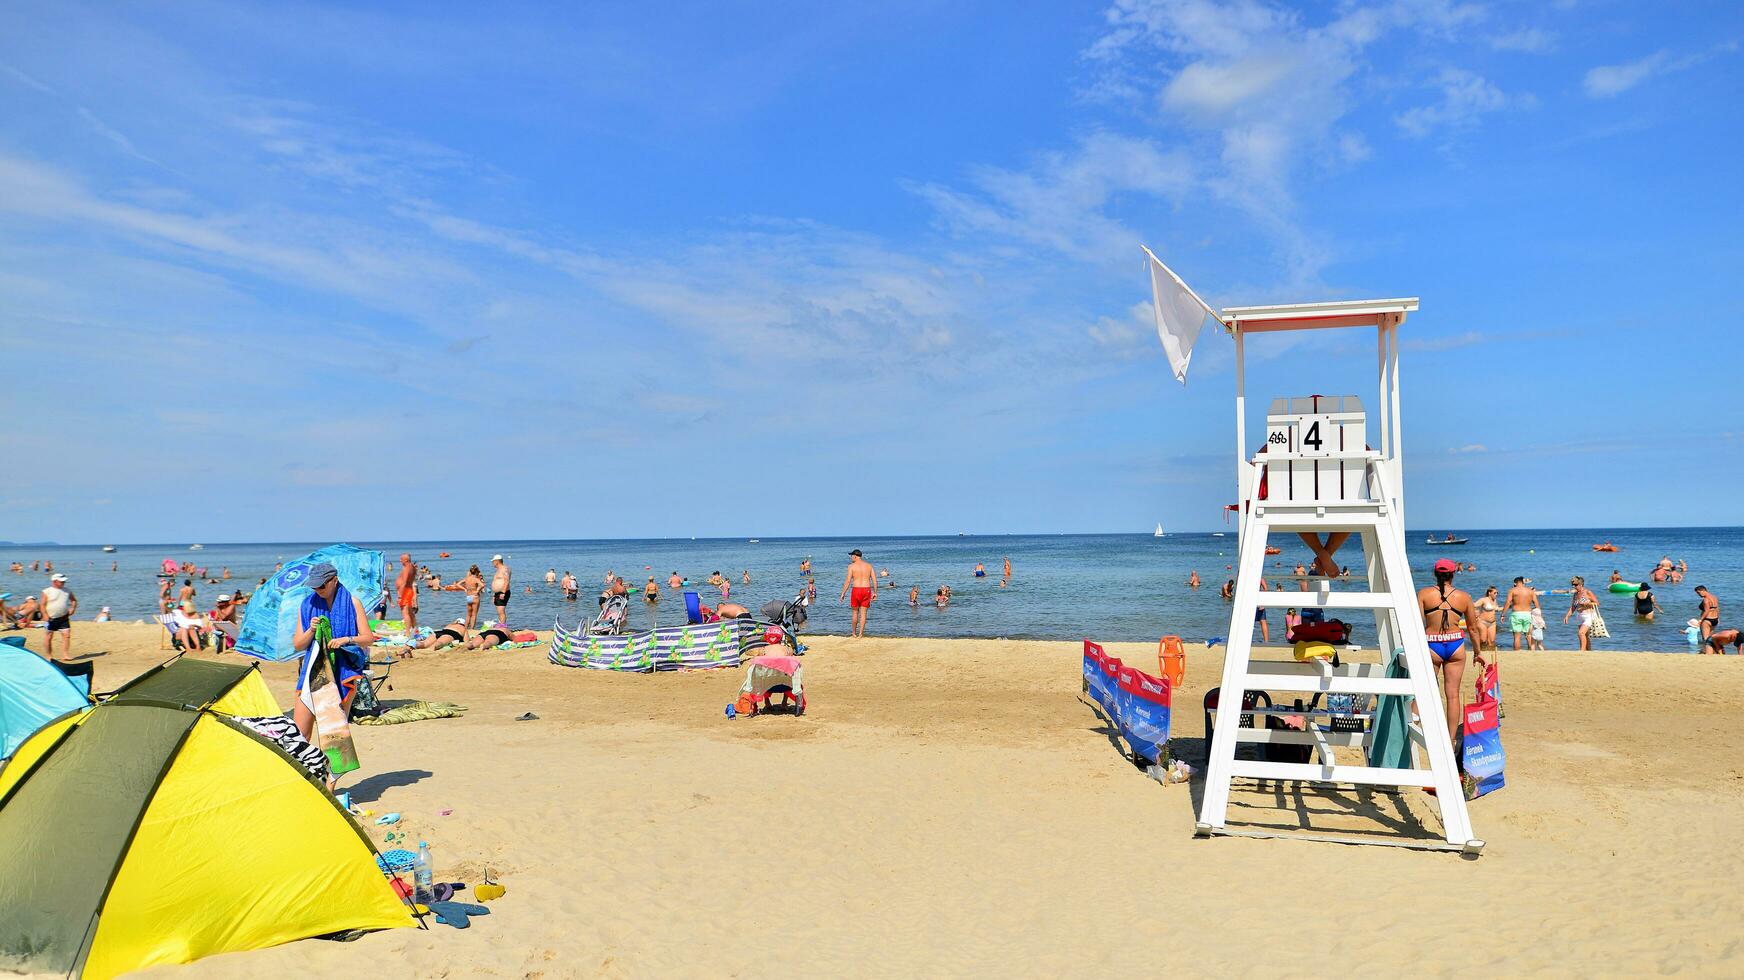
[415,619,469,650]
[466,623,518,650]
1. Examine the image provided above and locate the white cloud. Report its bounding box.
[75,107,160,166]
[1447,443,1488,454]
[1584,50,1674,98]
[0,152,480,326]
[1086,301,1156,358]
[1395,69,1511,139]
[1081,0,1491,287]
[1,62,55,94]
[1488,28,1556,53]
[1584,42,1739,98]
[911,133,1194,264]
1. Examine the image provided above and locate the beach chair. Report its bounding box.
[156,614,185,651]
[348,653,395,720]
[684,590,703,625]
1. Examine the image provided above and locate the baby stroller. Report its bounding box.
[757,589,808,653]
[587,594,629,636]
[758,589,808,632]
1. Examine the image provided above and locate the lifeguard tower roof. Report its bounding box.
[1220,297,1419,333]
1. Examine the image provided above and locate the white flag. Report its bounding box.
[1142,245,1217,384]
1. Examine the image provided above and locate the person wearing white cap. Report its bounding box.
[490,554,512,624]
[210,592,240,646]
[41,573,77,661]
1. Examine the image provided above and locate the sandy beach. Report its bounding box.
[8,623,1728,977]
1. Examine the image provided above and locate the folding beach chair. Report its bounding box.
[349,653,395,720]
[156,614,182,651]
[684,590,703,625]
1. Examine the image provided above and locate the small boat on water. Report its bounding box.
[749,539,760,543]
[1426,535,1468,546]
[101,544,116,553]
[1592,542,1619,552]
[1153,523,1164,537]
[1264,546,1282,555]
[188,544,204,551]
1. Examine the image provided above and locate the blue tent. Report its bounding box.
[0,641,91,759]
[235,544,385,663]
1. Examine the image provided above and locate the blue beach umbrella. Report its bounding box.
[235,544,384,662]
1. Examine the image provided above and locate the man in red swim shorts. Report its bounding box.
[395,552,419,634]
[840,548,877,638]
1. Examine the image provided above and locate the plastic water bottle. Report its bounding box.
[413,840,434,906]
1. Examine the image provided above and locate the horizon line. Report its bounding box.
[9,525,1742,549]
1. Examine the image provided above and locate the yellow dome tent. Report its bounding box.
[0,658,414,978]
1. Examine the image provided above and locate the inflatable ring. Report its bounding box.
[1608,581,1642,593]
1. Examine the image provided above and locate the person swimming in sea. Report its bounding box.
[973,563,986,578]
[908,586,919,607]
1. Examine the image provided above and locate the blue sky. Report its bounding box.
[2,0,1740,543]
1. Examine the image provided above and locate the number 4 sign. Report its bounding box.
[1283,415,1330,456]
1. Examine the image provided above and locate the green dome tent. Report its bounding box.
[0,658,414,978]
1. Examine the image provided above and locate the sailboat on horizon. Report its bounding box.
[1153,523,1164,537]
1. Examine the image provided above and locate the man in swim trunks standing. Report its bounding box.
[1695,586,1720,640]
[839,549,877,638]
[41,573,76,661]
[1418,558,1483,745]
[395,552,419,635]
[490,554,512,624]
[1505,576,1538,651]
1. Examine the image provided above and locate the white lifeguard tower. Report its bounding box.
[1197,297,1483,854]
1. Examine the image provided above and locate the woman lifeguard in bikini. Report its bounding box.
[1417,558,1484,745]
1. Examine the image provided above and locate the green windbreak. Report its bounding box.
[0,704,198,975]
[110,659,249,710]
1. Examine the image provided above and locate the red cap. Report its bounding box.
[1433,558,1458,574]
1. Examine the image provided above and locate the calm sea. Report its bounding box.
[5,528,1737,652]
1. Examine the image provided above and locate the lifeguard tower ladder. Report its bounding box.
[1196,298,1483,854]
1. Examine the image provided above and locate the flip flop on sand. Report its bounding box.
[515,712,539,721]
[428,900,490,929]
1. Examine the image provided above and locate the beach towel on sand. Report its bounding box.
[353,700,469,726]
